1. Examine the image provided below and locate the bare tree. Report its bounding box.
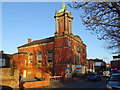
[68,1,120,54]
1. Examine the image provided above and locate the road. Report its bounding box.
[62,78,108,88]
[44,77,108,89]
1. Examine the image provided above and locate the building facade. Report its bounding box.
[12,2,87,78]
[87,58,106,74]
[0,50,12,68]
[111,54,120,70]
[87,59,95,73]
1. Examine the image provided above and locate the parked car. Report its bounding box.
[107,73,120,89]
[87,73,101,81]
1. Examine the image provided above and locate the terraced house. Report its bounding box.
[12,2,87,79]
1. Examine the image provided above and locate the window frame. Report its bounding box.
[47,50,53,63]
[59,20,62,28]
[0,59,6,66]
[28,53,33,63]
[68,21,71,34]
[68,40,71,47]
[37,51,42,63]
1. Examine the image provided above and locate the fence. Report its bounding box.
[50,76,62,82]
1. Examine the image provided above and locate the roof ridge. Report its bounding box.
[32,36,54,42]
[18,36,54,48]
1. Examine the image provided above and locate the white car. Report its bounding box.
[103,71,110,77]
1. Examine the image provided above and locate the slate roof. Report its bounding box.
[18,37,54,48]
[13,51,28,55]
[0,53,12,68]
[0,53,12,59]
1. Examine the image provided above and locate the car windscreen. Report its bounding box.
[110,75,120,81]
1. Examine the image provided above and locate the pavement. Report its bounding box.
[40,79,81,88]
[41,80,66,88]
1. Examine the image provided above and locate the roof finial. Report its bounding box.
[58,1,66,13]
[62,0,66,9]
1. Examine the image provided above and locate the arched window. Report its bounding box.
[28,53,33,63]
[37,51,42,63]
[47,50,53,62]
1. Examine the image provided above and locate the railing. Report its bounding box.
[50,76,62,81]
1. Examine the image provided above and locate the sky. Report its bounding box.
[2,2,114,63]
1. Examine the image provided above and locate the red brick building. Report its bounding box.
[87,59,95,73]
[12,2,87,78]
[87,58,106,74]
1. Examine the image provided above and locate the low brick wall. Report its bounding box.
[0,68,19,88]
[23,80,49,88]
[23,73,50,88]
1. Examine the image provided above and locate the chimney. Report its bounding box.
[1,50,4,53]
[28,38,32,43]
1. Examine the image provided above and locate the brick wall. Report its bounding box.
[23,72,50,88]
[0,68,19,88]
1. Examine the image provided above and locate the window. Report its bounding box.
[84,49,86,53]
[77,46,80,53]
[110,75,120,81]
[68,21,71,34]
[68,40,71,47]
[56,20,58,33]
[28,53,33,63]
[59,20,62,28]
[37,51,42,63]
[0,59,5,66]
[47,50,53,62]
[24,60,26,66]
[78,53,80,64]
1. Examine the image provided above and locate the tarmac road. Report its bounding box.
[62,78,108,88]
[42,77,108,89]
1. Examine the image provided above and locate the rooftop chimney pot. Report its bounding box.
[28,38,32,43]
[1,50,4,53]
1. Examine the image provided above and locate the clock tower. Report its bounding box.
[54,2,73,36]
